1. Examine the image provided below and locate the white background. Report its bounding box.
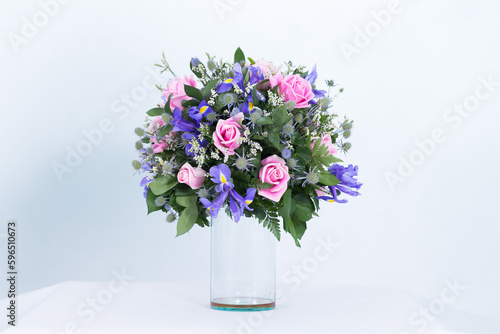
[1,0,499,332]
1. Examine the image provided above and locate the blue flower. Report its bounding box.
[200,163,256,222]
[305,64,318,85]
[317,164,362,203]
[216,63,244,93]
[171,107,197,133]
[188,100,215,124]
[140,176,152,198]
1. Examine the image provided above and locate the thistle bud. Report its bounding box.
[135,141,143,150]
[343,123,352,130]
[162,113,172,124]
[146,147,154,155]
[285,100,296,111]
[132,160,142,171]
[166,212,177,223]
[190,57,201,67]
[343,130,351,138]
[154,196,166,207]
[207,60,216,71]
[135,127,144,136]
[343,142,352,151]
[319,98,330,109]
[294,113,304,123]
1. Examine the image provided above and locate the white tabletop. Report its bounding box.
[0,282,493,334]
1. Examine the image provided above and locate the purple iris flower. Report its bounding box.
[171,107,197,133]
[140,176,152,198]
[248,65,264,85]
[305,64,318,85]
[200,163,256,222]
[188,100,215,124]
[216,63,244,93]
[304,65,327,102]
[317,164,362,203]
[240,95,255,114]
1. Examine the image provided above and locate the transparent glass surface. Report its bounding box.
[210,209,276,311]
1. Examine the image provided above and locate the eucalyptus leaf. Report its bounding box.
[176,195,198,208]
[146,108,163,117]
[176,206,198,236]
[149,175,178,195]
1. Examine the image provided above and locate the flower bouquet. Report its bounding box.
[132,48,361,247]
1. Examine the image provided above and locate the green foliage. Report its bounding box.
[176,206,198,236]
[149,175,178,195]
[255,117,273,125]
[146,189,162,214]
[272,106,293,128]
[234,47,245,63]
[176,195,198,207]
[146,108,164,117]
[319,173,340,186]
[203,79,219,99]
[268,131,282,150]
[183,85,204,101]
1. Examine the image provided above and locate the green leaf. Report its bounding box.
[176,195,198,208]
[248,57,256,65]
[257,182,274,190]
[283,216,301,247]
[292,193,314,222]
[272,106,291,128]
[146,189,162,214]
[164,94,173,114]
[255,117,273,125]
[319,173,340,186]
[183,85,203,101]
[255,207,266,220]
[268,131,282,150]
[311,138,322,157]
[175,184,195,196]
[189,59,203,78]
[146,108,163,117]
[203,79,219,99]
[149,175,178,195]
[263,217,281,241]
[157,124,173,138]
[296,146,312,162]
[141,137,151,143]
[176,206,198,236]
[234,47,245,63]
[181,99,200,108]
[279,189,292,217]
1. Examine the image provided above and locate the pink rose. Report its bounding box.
[252,59,279,78]
[269,73,314,109]
[213,113,243,156]
[311,134,337,156]
[177,163,206,189]
[163,76,197,110]
[258,155,290,202]
[149,117,177,153]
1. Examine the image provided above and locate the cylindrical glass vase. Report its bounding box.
[210,209,276,311]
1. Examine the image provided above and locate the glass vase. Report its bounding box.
[210,209,276,311]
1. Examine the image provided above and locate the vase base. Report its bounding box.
[211,297,275,312]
